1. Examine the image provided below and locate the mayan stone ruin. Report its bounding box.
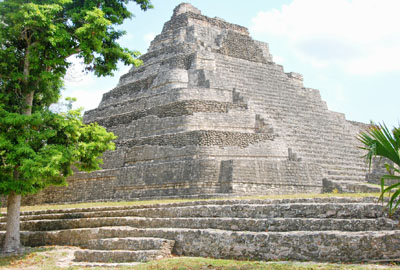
[26,3,374,205]
[5,3,400,265]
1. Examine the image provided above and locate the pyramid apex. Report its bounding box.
[173,3,201,17]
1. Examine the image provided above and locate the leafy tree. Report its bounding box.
[359,123,400,215]
[0,0,152,253]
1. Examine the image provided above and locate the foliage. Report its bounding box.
[0,104,116,195]
[0,0,152,113]
[0,0,152,193]
[0,0,152,252]
[359,123,400,215]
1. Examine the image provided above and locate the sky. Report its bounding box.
[63,0,400,128]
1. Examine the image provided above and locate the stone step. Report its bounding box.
[126,203,386,219]
[294,145,362,155]
[299,152,364,162]
[295,145,363,157]
[286,124,357,135]
[290,141,342,149]
[72,261,143,268]
[86,237,175,251]
[292,145,363,156]
[17,226,400,263]
[300,154,363,164]
[73,249,166,263]
[116,130,277,149]
[285,122,357,132]
[323,179,382,194]
[296,146,364,156]
[8,196,380,218]
[326,172,366,179]
[8,202,386,221]
[328,177,368,183]
[91,87,234,117]
[10,216,398,232]
[327,176,367,182]
[170,229,400,263]
[326,166,367,173]
[92,100,248,128]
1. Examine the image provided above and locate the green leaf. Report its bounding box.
[359,123,400,214]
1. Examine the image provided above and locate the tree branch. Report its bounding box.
[65,47,81,59]
[23,43,34,115]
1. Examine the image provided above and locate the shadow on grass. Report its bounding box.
[0,247,53,267]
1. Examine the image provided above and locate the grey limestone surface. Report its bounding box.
[2,196,400,263]
[23,2,377,205]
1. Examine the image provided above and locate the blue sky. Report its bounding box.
[64,0,400,128]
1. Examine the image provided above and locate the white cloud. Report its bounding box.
[117,65,131,77]
[272,55,284,64]
[63,56,134,112]
[333,84,346,103]
[117,33,134,48]
[143,32,156,48]
[64,56,95,87]
[250,0,400,75]
[66,89,108,111]
[346,46,400,75]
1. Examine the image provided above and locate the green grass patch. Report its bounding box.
[0,251,397,270]
[0,247,57,269]
[129,257,399,270]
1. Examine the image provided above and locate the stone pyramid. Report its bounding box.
[27,3,371,204]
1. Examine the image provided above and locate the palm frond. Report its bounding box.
[359,123,400,214]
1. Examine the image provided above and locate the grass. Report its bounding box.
[0,249,398,270]
[0,192,382,214]
[130,257,400,270]
[0,247,57,270]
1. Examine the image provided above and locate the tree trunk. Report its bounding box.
[2,192,22,254]
[3,90,33,253]
[2,40,34,254]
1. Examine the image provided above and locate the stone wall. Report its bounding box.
[366,157,397,185]
[23,3,373,205]
[229,160,323,194]
[5,196,400,263]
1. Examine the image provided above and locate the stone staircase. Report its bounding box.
[75,237,174,264]
[1,196,400,265]
[213,55,369,184]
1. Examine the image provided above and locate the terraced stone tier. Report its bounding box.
[85,237,175,251]
[1,198,396,234]
[0,197,382,222]
[18,2,379,205]
[11,203,386,221]
[90,100,248,128]
[17,226,400,263]
[1,196,399,263]
[74,249,166,263]
[117,130,276,149]
[72,261,143,268]
[13,196,383,216]
[323,179,382,194]
[4,216,398,233]
[74,236,175,263]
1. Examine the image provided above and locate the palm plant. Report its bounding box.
[358,123,400,215]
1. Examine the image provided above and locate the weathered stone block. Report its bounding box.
[25,3,375,205]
